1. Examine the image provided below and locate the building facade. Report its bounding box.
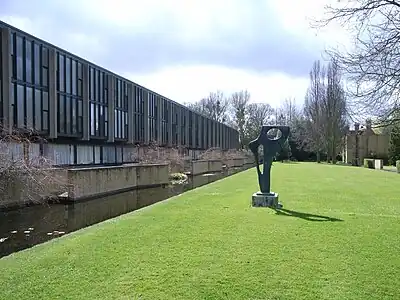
[342,122,389,166]
[0,21,239,165]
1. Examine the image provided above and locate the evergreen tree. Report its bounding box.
[277,139,292,162]
[388,124,400,166]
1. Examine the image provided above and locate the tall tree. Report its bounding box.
[243,103,274,146]
[323,59,348,163]
[275,97,301,126]
[314,0,400,125]
[303,60,326,163]
[229,90,251,148]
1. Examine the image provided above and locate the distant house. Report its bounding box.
[342,122,389,166]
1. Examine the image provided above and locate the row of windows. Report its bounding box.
[7,84,234,147]
[115,78,128,110]
[114,78,128,140]
[2,28,239,149]
[89,67,107,104]
[11,33,49,87]
[90,102,108,137]
[11,84,49,131]
[58,94,83,136]
[58,53,83,97]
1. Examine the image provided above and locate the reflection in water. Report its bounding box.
[0,167,246,258]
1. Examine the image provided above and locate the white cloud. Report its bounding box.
[124,65,308,108]
[1,0,353,109]
[270,0,352,51]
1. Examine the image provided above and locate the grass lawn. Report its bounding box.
[1,163,400,300]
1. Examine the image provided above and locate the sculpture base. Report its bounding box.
[252,192,282,209]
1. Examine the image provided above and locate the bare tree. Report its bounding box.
[185,102,204,115]
[323,58,349,163]
[303,60,326,163]
[0,128,68,207]
[229,90,251,148]
[243,103,275,146]
[185,90,229,123]
[313,0,400,126]
[275,97,301,126]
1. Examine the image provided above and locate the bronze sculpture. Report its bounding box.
[249,125,290,208]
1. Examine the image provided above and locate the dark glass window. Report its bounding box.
[42,65,48,87]
[89,66,108,138]
[58,54,64,92]
[42,47,48,67]
[16,36,23,81]
[65,96,71,134]
[113,78,128,140]
[56,52,83,136]
[42,91,49,131]
[71,60,77,95]
[58,94,65,133]
[65,57,71,94]
[16,84,24,128]
[25,40,33,84]
[34,89,41,131]
[26,87,33,129]
[34,44,40,85]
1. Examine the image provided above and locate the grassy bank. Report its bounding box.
[1,163,399,299]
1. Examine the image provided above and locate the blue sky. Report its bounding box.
[1,0,349,108]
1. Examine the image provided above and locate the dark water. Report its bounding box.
[0,167,245,258]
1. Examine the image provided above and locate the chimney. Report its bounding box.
[354,122,360,132]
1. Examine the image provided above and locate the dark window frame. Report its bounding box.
[10,32,49,133]
[56,52,83,137]
[89,66,108,139]
[114,77,128,140]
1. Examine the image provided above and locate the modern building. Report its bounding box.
[0,21,239,165]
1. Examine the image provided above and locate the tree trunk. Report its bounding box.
[332,138,337,164]
[316,151,321,163]
[326,146,331,163]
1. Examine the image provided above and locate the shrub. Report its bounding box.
[0,131,68,207]
[135,141,187,173]
[169,172,188,183]
[363,158,374,169]
[198,147,222,160]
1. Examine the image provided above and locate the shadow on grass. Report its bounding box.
[273,208,344,222]
[277,160,300,164]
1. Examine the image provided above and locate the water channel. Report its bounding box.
[0,167,245,258]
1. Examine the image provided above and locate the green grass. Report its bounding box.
[1,163,400,300]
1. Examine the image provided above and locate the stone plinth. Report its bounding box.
[252,192,282,208]
[374,159,383,170]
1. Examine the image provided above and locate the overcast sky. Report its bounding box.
[1,0,350,108]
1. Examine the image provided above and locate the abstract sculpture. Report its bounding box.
[248,125,290,208]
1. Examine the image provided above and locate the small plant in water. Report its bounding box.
[169,173,188,184]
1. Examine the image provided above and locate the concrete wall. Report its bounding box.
[208,160,223,173]
[191,160,211,175]
[244,156,255,165]
[344,132,390,165]
[225,158,245,168]
[0,168,68,209]
[190,159,225,175]
[67,163,169,201]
